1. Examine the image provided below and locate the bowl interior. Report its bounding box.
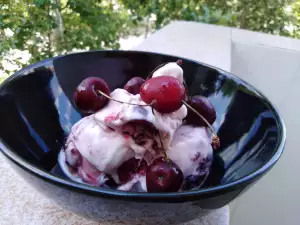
[0,51,284,190]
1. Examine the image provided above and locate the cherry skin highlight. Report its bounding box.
[140,76,186,114]
[73,77,110,114]
[146,157,183,192]
[185,95,216,127]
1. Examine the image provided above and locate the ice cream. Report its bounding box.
[116,125,213,192]
[152,62,183,83]
[61,88,187,187]
[94,88,187,156]
[168,125,213,178]
[59,61,216,192]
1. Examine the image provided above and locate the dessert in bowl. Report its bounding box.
[60,60,218,193]
[0,51,286,224]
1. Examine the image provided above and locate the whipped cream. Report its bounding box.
[94,88,187,153]
[152,62,183,83]
[65,115,135,176]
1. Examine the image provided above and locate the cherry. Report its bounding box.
[118,158,148,184]
[140,76,186,114]
[124,77,145,95]
[73,77,110,114]
[185,95,216,127]
[146,157,183,193]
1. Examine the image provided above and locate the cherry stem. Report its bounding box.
[176,59,182,65]
[151,107,155,116]
[190,172,210,191]
[97,90,151,107]
[146,63,166,80]
[147,59,182,80]
[182,100,220,150]
[134,159,143,173]
[183,80,190,102]
[158,132,170,165]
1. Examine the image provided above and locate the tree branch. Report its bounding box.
[144,16,150,38]
[53,0,64,37]
[51,0,64,54]
[25,0,35,26]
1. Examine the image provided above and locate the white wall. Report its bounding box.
[230,30,300,225]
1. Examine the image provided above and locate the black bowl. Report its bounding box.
[0,50,286,224]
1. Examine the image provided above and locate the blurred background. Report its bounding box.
[1,0,300,82]
[1,1,300,225]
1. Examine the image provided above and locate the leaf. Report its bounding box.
[1,0,300,78]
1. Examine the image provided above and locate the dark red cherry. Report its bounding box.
[73,77,110,114]
[124,77,145,95]
[140,76,186,114]
[185,95,216,127]
[146,157,183,193]
[118,158,148,184]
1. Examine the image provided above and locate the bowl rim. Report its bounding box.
[0,50,286,202]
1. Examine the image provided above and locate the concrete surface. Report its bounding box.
[0,153,229,225]
[134,21,232,72]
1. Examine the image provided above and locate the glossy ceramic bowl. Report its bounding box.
[0,50,286,224]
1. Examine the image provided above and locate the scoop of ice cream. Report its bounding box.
[64,115,135,176]
[168,125,213,178]
[152,62,183,83]
[64,88,187,183]
[59,149,118,188]
[94,88,187,160]
[117,125,213,192]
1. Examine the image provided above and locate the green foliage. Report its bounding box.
[120,0,299,37]
[1,0,300,79]
[121,0,236,30]
[0,0,133,76]
[291,1,300,38]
